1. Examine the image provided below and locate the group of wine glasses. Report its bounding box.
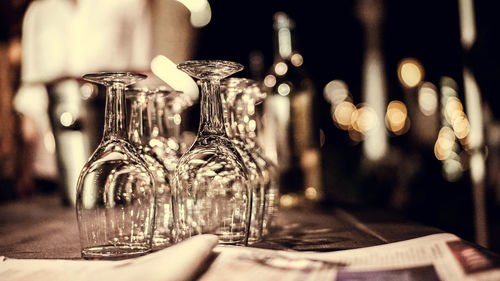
[76,60,279,259]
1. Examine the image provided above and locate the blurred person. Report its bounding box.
[15,0,155,204]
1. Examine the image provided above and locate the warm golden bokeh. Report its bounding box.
[398,58,424,88]
[352,105,378,135]
[385,100,408,135]
[333,101,357,130]
[434,127,456,161]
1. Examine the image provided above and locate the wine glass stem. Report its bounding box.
[103,83,128,141]
[199,79,226,137]
[128,97,144,145]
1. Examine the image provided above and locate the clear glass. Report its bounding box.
[223,78,280,237]
[76,72,155,259]
[154,88,194,177]
[126,88,176,249]
[221,78,265,243]
[174,60,251,245]
[241,83,280,236]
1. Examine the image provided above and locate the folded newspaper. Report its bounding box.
[205,233,500,281]
[1,233,499,281]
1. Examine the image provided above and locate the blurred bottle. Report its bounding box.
[262,12,322,205]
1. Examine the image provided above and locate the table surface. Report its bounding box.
[0,194,445,260]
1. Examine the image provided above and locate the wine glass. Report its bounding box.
[154,88,195,176]
[76,72,155,259]
[174,60,250,245]
[221,78,266,243]
[126,87,176,249]
[240,83,280,236]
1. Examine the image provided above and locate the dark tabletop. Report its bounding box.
[0,194,445,260]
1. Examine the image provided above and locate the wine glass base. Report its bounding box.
[247,237,263,245]
[83,72,147,86]
[152,236,175,250]
[81,244,151,260]
[177,60,244,80]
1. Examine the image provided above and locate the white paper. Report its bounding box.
[200,233,500,281]
[0,234,218,281]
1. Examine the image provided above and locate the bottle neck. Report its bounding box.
[198,79,226,137]
[273,14,294,60]
[102,83,128,142]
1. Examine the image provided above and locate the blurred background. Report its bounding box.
[1,0,499,253]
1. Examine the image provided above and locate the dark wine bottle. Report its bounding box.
[261,12,322,205]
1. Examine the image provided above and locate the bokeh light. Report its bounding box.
[264,74,277,88]
[444,97,464,125]
[385,100,409,134]
[80,83,96,100]
[333,101,357,130]
[277,83,291,96]
[291,53,303,67]
[280,193,299,208]
[323,79,350,107]
[398,58,424,88]
[274,62,288,76]
[305,186,318,200]
[443,158,463,182]
[60,112,74,127]
[453,115,470,140]
[434,127,456,160]
[352,105,378,135]
[418,82,438,116]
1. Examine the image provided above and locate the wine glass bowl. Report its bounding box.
[175,140,250,242]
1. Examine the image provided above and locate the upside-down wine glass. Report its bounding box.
[155,88,194,177]
[238,82,280,236]
[76,72,155,259]
[221,78,265,243]
[126,87,176,249]
[174,60,251,245]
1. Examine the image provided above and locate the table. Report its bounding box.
[0,194,443,259]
